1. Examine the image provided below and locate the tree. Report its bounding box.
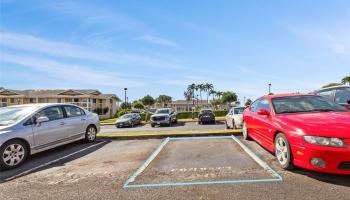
[141,95,155,107]
[322,83,343,88]
[187,83,197,107]
[209,89,216,102]
[184,90,193,111]
[132,101,144,110]
[156,95,172,107]
[204,83,214,104]
[245,99,252,106]
[120,102,131,110]
[216,91,224,100]
[341,75,350,85]
[221,91,238,104]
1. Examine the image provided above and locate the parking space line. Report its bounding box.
[123,137,170,187]
[230,135,283,180]
[124,135,282,188]
[4,141,108,182]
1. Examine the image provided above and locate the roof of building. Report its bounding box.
[0,88,120,100]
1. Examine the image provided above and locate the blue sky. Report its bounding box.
[0,0,349,102]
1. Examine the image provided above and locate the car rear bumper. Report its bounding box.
[150,119,170,124]
[199,117,215,122]
[292,144,350,175]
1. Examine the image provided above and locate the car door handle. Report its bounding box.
[81,118,86,121]
[60,122,66,125]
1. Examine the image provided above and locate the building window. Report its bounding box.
[57,98,61,103]
[10,98,15,103]
[29,98,35,103]
[74,98,79,102]
[93,99,96,103]
[1,98,7,103]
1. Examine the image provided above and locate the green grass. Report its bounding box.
[97,129,242,137]
[100,118,118,123]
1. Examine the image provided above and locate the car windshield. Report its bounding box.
[234,107,244,114]
[200,110,212,114]
[155,109,170,114]
[121,114,133,119]
[0,106,36,126]
[335,89,350,104]
[272,95,348,114]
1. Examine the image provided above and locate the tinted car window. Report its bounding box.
[335,89,350,104]
[257,98,270,111]
[64,106,84,117]
[38,106,64,121]
[317,90,334,100]
[250,99,260,113]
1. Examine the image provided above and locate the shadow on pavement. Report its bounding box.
[0,140,109,183]
[293,169,350,187]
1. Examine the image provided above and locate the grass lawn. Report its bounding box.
[100,118,118,123]
[97,129,242,137]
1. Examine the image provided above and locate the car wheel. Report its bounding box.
[242,122,251,140]
[174,119,178,124]
[225,121,230,129]
[151,123,155,127]
[168,119,172,127]
[232,120,237,129]
[85,125,97,143]
[0,140,28,170]
[275,133,294,170]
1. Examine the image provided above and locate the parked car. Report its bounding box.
[315,86,350,110]
[150,108,177,127]
[198,109,215,124]
[115,113,141,128]
[225,107,244,129]
[243,94,350,174]
[0,103,100,170]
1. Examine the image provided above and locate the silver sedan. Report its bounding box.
[0,103,100,170]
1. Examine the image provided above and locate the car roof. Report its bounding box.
[315,85,350,92]
[5,103,82,109]
[262,93,315,100]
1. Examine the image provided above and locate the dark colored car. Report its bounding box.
[198,109,215,124]
[315,86,350,110]
[115,113,141,128]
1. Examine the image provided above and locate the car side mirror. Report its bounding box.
[257,109,270,116]
[36,116,49,124]
[347,99,350,104]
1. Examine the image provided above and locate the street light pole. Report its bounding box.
[124,88,127,110]
[268,83,272,95]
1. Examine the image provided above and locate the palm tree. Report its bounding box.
[209,89,216,102]
[205,83,214,105]
[197,84,205,103]
[187,83,196,106]
[184,91,192,111]
[341,75,350,85]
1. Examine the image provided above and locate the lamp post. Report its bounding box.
[268,83,272,95]
[124,88,127,110]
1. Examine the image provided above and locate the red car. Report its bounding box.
[243,94,350,174]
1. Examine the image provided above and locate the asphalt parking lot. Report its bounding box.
[1,135,349,200]
[100,121,226,133]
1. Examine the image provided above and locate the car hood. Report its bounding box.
[275,112,350,138]
[151,114,169,117]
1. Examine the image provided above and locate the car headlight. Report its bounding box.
[304,136,347,148]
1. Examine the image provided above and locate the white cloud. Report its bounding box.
[136,35,179,47]
[0,52,143,87]
[287,26,350,55]
[0,31,187,69]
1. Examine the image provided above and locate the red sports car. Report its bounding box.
[243,94,350,174]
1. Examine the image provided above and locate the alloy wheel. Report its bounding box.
[2,144,25,167]
[87,127,96,141]
[275,137,288,166]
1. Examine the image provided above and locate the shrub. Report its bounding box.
[114,109,128,118]
[93,107,109,115]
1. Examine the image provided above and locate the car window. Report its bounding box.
[64,106,84,117]
[234,107,244,114]
[250,99,260,113]
[37,106,64,121]
[335,89,350,104]
[257,98,270,111]
[317,90,334,100]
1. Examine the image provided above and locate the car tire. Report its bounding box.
[225,121,229,129]
[174,119,178,124]
[168,119,172,127]
[232,120,237,129]
[151,123,155,128]
[85,125,97,143]
[0,139,29,170]
[275,133,294,170]
[242,122,251,140]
